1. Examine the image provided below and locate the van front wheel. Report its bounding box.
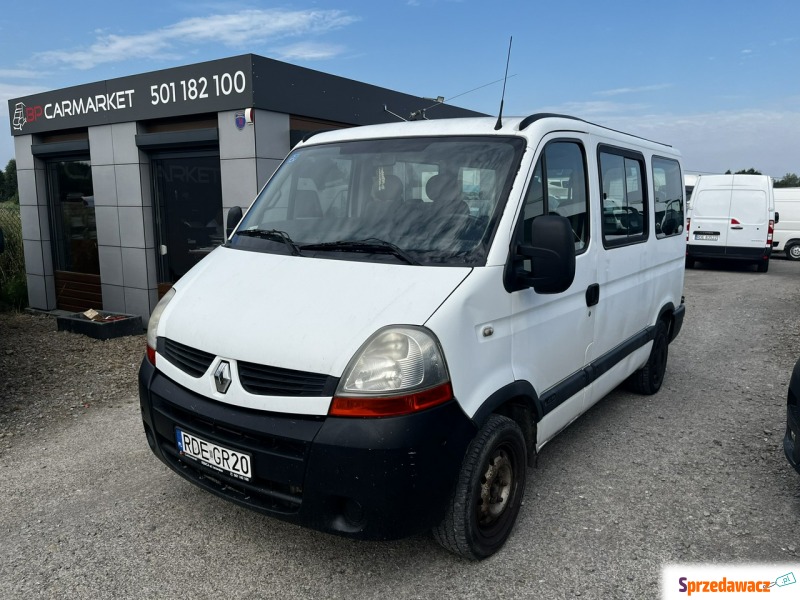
[628,320,669,395]
[786,243,800,261]
[433,414,526,560]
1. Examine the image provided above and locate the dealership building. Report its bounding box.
[8,54,479,324]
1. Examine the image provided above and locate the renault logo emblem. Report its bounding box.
[213,361,232,394]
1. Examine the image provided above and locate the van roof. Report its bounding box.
[696,174,774,189]
[299,114,679,155]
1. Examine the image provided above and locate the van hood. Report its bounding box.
[159,247,471,377]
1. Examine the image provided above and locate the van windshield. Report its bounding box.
[229,136,525,266]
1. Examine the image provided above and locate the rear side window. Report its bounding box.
[652,157,684,238]
[599,146,648,247]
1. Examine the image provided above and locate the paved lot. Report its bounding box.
[1,259,799,599]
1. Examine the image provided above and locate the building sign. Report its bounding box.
[8,55,253,136]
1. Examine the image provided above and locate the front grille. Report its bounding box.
[238,361,338,397]
[160,338,214,377]
[159,336,339,396]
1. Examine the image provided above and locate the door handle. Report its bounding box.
[730,225,743,230]
[585,283,600,307]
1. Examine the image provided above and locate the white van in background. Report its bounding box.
[773,188,800,260]
[139,114,686,560]
[686,174,775,272]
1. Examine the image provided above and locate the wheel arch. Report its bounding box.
[656,300,685,344]
[471,380,541,465]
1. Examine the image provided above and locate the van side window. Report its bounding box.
[599,147,648,246]
[652,156,684,238]
[520,141,589,253]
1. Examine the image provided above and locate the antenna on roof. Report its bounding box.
[383,104,408,122]
[494,36,513,131]
[405,77,516,121]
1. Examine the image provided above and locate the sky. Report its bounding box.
[2,0,799,178]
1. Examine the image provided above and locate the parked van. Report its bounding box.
[138,114,686,559]
[685,174,775,271]
[773,188,800,260]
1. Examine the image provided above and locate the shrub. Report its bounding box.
[0,203,26,312]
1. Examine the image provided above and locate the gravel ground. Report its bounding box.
[0,314,143,457]
[0,259,799,599]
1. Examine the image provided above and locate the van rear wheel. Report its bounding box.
[432,414,526,560]
[628,320,668,395]
[756,259,769,273]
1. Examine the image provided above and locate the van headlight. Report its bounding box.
[145,287,176,365]
[330,326,453,417]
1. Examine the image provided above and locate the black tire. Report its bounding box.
[685,256,695,269]
[786,243,800,261]
[627,320,669,395]
[756,259,769,273]
[433,414,527,560]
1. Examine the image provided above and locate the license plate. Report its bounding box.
[176,428,252,481]
[694,234,718,241]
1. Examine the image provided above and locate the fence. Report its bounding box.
[0,202,27,309]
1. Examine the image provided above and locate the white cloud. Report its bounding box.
[0,83,47,112]
[525,99,800,177]
[537,100,651,117]
[594,83,672,97]
[34,9,358,70]
[0,70,43,80]
[603,110,800,177]
[274,42,346,61]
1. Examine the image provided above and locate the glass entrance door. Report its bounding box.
[46,158,102,311]
[152,153,224,288]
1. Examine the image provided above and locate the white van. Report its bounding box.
[685,174,775,271]
[138,114,686,559]
[773,188,800,260]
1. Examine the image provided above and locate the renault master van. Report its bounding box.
[685,174,775,271]
[139,114,686,559]
[773,188,800,261]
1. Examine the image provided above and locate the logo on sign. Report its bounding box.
[234,111,246,130]
[12,102,27,131]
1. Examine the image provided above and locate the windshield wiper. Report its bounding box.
[235,229,301,256]
[299,238,420,265]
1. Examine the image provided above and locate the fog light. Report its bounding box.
[343,499,365,526]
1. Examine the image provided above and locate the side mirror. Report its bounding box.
[226,206,243,239]
[774,211,780,225]
[512,215,576,294]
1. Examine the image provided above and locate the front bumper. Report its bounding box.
[784,359,800,474]
[138,357,477,540]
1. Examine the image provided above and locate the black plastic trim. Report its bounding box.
[538,324,656,416]
[669,303,685,343]
[687,244,771,260]
[472,380,540,427]
[784,359,800,474]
